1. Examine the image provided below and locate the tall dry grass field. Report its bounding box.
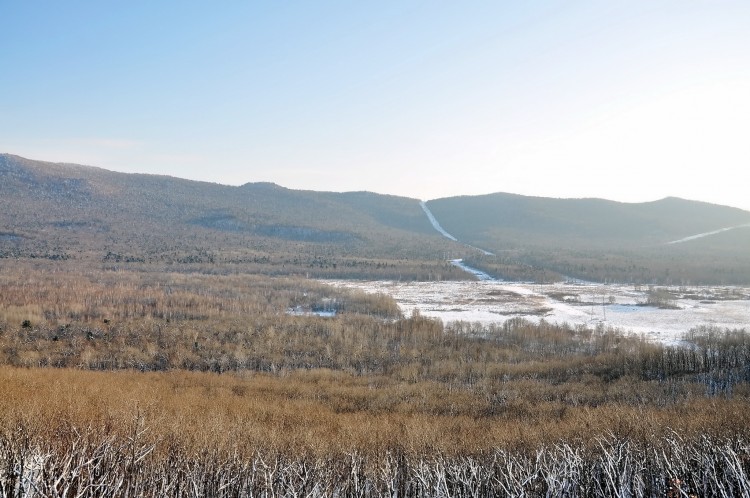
[2,367,750,496]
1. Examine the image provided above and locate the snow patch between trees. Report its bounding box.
[330,279,750,345]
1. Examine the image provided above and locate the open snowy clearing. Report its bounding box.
[329,278,750,345]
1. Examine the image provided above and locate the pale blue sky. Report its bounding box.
[2,2,749,210]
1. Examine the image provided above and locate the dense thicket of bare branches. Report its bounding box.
[3,428,749,497]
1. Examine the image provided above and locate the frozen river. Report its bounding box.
[329,278,750,344]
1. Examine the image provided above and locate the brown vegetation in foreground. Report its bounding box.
[2,367,750,496]
[1,261,750,496]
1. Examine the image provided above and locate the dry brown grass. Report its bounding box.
[1,366,748,457]
[1,367,750,496]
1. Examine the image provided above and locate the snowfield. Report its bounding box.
[329,277,750,345]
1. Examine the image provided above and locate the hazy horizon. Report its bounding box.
[7,151,750,214]
[2,2,749,210]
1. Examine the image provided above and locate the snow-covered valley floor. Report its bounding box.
[329,278,750,345]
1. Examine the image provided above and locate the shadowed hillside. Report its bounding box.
[0,154,467,280]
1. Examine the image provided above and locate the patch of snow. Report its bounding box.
[328,279,750,345]
[287,307,337,318]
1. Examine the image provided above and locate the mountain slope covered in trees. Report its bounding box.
[3,153,750,283]
[426,193,750,284]
[0,154,466,279]
[426,193,750,249]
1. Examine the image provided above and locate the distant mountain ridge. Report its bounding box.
[2,153,750,284]
[0,153,440,239]
[425,192,750,284]
[426,192,750,250]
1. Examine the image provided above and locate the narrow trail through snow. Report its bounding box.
[420,201,494,255]
[666,223,750,245]
[449,259,496,281]
[419,201,457,241]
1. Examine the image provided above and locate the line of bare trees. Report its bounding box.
[3,428,748,497]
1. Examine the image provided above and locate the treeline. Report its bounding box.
[463,246,750,285]
[92,238,468,280]
[0,240,468,280]
[461,253,564,283]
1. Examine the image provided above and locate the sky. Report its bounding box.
[2,1,749,210]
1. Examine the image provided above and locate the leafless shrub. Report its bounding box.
[2,428,749,497]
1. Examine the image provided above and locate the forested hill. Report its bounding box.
[426,193,750,284]
[4,152,750,284]
[0,153,464,279]
[426,193,750,250]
